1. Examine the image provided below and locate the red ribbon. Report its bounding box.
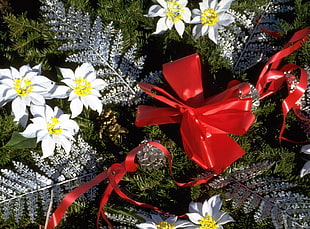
[135,54,255,174]
[255,27,310,141]
[46,141,212,229]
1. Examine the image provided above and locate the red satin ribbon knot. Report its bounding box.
[255,27,310,141]
[135,54,255,174]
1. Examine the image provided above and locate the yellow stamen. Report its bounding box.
[156,221,175,229]
[199,214,218,229]
[166,1,184,23]
[47,117,63,135]
[73,77,92,97]
[14,78,33,97]
[201,9,218,26]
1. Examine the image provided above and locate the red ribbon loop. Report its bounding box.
[136,54,255,173]
[46,142,213,229]
[255,27,310,141]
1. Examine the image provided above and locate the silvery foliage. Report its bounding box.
[209,161,310,229]
[40,0,155,105]
[299,67,310,135]
[0,135,101,223]
[218,0,294,72]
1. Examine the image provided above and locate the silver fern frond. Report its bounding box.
[209,161,310,229]
[40,0,149,106]
[0,135,101,224]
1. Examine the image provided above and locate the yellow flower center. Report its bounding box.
[166,0,184,23]
[199,214,218,229]
[201,9,218,26]
[156,221,175,229]
[47,117,63,135]
[14,78,34,97]
[73,77,92,97]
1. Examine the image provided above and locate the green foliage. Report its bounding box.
[3,12,64,69]
[3,131,36,149]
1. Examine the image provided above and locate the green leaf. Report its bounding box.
[3,131,37,149]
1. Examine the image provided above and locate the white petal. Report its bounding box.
[29,93,46,105]
[210,0,218,9]
[201,24,209,36]
[217,0,234,13]
[30,75,54,88]
[189,201,203,214]
[157,0,167,8]
[202,199,213,217]
[10,67,20,79]
[47,85,70,99]
[12,97,26,120]
[70,99,83,118]
[151,214,164,224]
[0,69,12,78]
[19,64,31,77]
[301,144,310,154]
[44,105,55,120]
[20,123,38,138]
[182,8,192,23]
[91,78,107,90]
[75,63,94,79]
[146,5,165,17]
[186,213,202,224]
[175,21,185,37]
[216,212,235,225]
[83,95,102,114]
[58,136,72,154]
[200,0,209,10]
[179,0,188,6]
[207,195,222,216]
[301,161,310,177]
[136,222,157,229]
[41,136,55,158]
[59,67,75,80]
[62,79,75,88]
[166,17,174,30]
[218,13,235,26]
[154,17,168,34]
[192,25,202,39]
[208,26,218,44]
[191,14,201,24]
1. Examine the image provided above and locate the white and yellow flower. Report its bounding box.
[186,195,234,229]
[145,0,191,37]
[0,64,56,126]
[59,63,107,118]
[136,214,193,229]
[21,105,79,158]
[191,0,235,43]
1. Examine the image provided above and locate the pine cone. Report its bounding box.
[136,141,166,169]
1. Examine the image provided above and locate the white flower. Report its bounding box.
[186,195,234,229]
[60,63,107,118]
[191,0,235,43]
[145,0,191,37]
[300,144,310,177]
[136,214,193,229]
[21,105,79,158]
[0,64,56,126]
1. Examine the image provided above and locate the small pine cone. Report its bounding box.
[136,142,166,169]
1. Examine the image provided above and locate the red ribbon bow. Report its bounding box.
[135,54,255,174]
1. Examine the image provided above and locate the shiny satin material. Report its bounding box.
[255,27,310,141]
[136,54,255,173]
